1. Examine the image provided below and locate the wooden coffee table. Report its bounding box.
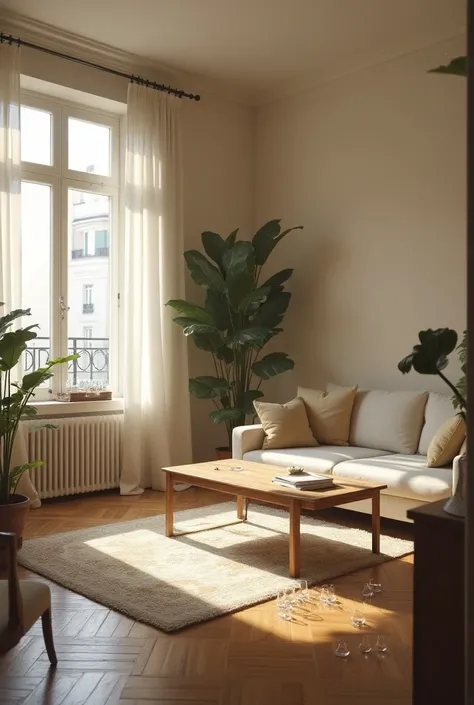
[162,458,387,578]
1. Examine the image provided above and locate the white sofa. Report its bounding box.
[232,388,461,523]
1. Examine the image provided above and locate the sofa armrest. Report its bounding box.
[232,424,265,459]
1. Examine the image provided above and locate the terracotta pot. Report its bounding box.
[0,494,31,549]
[216,447,232,460]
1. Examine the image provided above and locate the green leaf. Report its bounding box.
[0,307,32,335]
[189,376,232,399]
[174,320,220,338]
[215,345,234,364]
[238,286,270,313]
[21,369,53,391]
[398,328,458,375]
[262,268,293,289]
[193,330,223,353]
[9,461,43,494]
[251,290,291,328]
[226,270,256,311]
[184,250,225,291]
[222,241,255,274]
[166,299,214,325]
[209,408,244,424]
[240,389,264,415]
[0,329,37,370]
[252,352,295,380]
[226,229,239,247]
[205,290,230,331]
[227,327,271,350]
[252,220,302,265]
[429,56,467,77]
[201,231,227,268]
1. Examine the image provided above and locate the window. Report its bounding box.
[20,94,120,397]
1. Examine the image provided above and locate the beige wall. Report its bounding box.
[18,45,255,461]
[255,37,466,403]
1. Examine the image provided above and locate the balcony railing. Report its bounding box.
[83,303,94,314]
[24,337,109,386]
[72,247,109,259]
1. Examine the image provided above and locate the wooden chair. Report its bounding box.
[0,532,57,665]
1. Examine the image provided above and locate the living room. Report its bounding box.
[0,1,469,704]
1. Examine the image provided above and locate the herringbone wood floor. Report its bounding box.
[1,489,413,704]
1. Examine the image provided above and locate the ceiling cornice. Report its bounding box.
[0,10,255,106]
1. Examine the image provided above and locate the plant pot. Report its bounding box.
[216,447,232,460]
[444,454,466,518]
[0,494,31,549]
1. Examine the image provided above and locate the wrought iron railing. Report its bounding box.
[83,303,94,313]
[24,337,109,386]
[72,247,109,259]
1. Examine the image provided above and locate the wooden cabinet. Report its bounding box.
[408,500,464,705]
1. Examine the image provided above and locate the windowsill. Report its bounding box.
[32,398,124,416]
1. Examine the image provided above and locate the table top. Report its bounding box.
[163,458,387,507]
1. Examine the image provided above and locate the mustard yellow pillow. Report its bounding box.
[253,397,318,450]
[297,385,358,445]
[427,415,466,468]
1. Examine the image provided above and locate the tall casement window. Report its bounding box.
[20,94,120,397]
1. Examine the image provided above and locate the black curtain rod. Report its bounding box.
[0,32,200,102]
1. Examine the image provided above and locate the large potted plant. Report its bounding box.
[0,305,76,546]
[167,220,302,457]
[398,328,467,516]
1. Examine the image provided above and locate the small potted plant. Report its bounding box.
[398,328,467,516]
[167,220,302,457]
[0,305,77,546]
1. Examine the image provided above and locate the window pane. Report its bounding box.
[21,106,52,166]
[68,189,110,388]
[68,118,111,176]
[21,181,51,380]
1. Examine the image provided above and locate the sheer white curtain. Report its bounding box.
[0,43,40,507]
[120,84,193,494]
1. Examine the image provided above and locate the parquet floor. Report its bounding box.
[0,489,413,705]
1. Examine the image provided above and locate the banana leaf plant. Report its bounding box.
[0,305,78,504]
[167,220,302,449]
[398,328,467,418]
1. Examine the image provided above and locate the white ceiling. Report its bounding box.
[0,0,466,103]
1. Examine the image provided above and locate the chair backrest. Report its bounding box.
[0,532,23,649]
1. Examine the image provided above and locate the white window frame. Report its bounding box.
[83,284,93,305]
[20,91,122,400]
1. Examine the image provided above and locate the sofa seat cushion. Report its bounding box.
[333,454,452,502]
[243,446,391,475]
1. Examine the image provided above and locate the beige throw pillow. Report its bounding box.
[297,385,358,446]
[427,415,466,468]
[253,397,318,450]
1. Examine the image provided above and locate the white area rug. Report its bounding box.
[18,502,413,632]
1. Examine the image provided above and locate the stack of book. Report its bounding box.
[272,471,334,491]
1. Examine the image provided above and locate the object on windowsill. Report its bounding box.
[52,390,113,402]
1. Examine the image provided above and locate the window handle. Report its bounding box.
[59,296,70,320]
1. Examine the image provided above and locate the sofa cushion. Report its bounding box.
[427,415,466,468]
[333,454,452,502]
[348,389,428,454]
[297,385,357,446]
[253,397,317,450]
[243,446,391,475]
[418,392,457,455]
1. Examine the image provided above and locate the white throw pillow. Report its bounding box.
[347,389,428,454]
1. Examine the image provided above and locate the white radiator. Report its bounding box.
[27,415,123,499]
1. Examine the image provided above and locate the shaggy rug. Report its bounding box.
[18,502,413,632]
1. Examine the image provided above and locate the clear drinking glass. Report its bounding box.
[295,580,309,603]
[276,588,293,620]
[334,640,350,659]
[376,635,388,653]
[359,635,372,654]
[362,582,374,600]
[351,608,366,628]
[322,584,336,603]
[369,577,382,593]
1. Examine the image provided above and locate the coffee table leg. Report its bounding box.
[372,492,380,554]
[237,495,247,521]
[289,499,301,578]
[165,472,174,537]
